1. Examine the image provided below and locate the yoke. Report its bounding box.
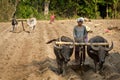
[55,42,109,46]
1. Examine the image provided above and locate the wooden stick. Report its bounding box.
[55,42,109,46]
[9,19,27,21]
[21,21,25,31]
[16,19,27,21]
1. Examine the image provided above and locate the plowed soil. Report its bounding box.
[0,20,120,80]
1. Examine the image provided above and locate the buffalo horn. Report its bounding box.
[54,44,62,49]
[105,41,113,51]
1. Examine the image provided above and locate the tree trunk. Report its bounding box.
[113,0,119,19]
[44,1,50,15]
[106,3,109,19]
[114,0,118,19]
[0,0,20,21]
[95,0,97,19]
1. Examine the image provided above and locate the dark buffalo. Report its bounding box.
[46,36,74,75]
[87,36,113,72]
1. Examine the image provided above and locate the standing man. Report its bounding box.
[73,17,88,65]
[11,13,18,32]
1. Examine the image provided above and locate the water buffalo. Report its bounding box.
[46,36,74,75]
[87,36,113,72]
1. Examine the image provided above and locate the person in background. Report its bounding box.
[49,12,55,24]
[73,17,88,65]
[11,13,18,32]
[27,17,37,30]
[84,25,91,42]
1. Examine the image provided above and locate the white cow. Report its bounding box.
[27,18,37,30]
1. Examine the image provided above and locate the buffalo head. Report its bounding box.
[90,41,113,70]
[54,44,74,63]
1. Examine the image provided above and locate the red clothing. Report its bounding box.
[50,15,55,24]
[50,15,55,19]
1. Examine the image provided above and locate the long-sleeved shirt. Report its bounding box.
[73,25,87,42]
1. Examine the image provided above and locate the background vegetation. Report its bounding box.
[0,0,120,21]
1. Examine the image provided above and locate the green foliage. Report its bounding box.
[0,0,120,21]
[16,0,39,18]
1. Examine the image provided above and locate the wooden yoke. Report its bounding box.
[55,42,109,46]
[10,19,27,31]
[16,19,27,31]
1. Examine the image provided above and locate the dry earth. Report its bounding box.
[0,19,120,80]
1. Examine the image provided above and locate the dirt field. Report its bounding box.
[0,20,120,80]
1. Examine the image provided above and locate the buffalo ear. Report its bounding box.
[90,50,94,53]
[90,50,97,55]
[69,45,74,48]
[106,53,109,56]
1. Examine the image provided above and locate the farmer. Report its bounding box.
[73,17,88,65]
[27,17,37,30]
[11,13,18,32]
[49,12,55,24]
